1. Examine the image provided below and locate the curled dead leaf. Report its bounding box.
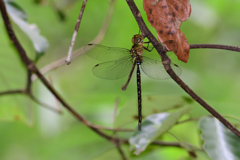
[143,0,191,63]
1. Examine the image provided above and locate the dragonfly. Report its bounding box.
[84,34,181,131]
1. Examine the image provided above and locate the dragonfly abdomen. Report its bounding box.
[136,63,142,131]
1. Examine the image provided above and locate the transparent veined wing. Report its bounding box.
[84,44,131,62]
[141,47,173,60]
[140,56,181,79]
[92,56,134,80]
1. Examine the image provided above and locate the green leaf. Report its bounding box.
[0,95,28,123]
[129,106,191,155]
[0,103,26,122]
[199,116,240,160]
[0,23,28,123]
[114,95,191,128]
[5,0,48,59]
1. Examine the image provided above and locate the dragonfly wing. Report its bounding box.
[84,44,131,61]
[140,56,181,79]
[92,56,134,80]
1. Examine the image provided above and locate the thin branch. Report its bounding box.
[190,44,240,52]
[0,88,61,113]
[89,0,116,44]
[115,140,127,160]
[0,0,226,149]
[166,131,202,152]
[0,89,25,96]
[125,0,240,138]
[0,0,113,141]
[0,86,61,113]
[31,0,116,81]
[28,93,62,114]
[0,90,129,130]
[65,0,88,64]
[26,70,32,92]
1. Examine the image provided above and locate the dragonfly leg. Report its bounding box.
[143,41,154,52]
[122,59,137,90]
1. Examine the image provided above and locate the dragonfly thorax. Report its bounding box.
[131,34,144,58]
[131,43,144,56]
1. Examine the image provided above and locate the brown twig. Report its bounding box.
[190,44,240,52]
[0,0,233,157]
[0,88,62,113]
[0,0,129,135]
[0,0,113,141]
[65,0,88,64]
[28,93,62,113]
[0,2,210,157]
[125,0,240,138]
[0,89,25,96]
[26,70,32,92]
[31,0,116,81]
[115,139,128,160]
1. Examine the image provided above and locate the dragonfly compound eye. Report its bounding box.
[132,34,143,44]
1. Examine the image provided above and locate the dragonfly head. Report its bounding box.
[132,34,143,45]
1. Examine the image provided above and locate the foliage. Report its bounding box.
[199,117,240,160]
[0,0,240,160]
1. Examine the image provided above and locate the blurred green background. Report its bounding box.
[0,0,240,159]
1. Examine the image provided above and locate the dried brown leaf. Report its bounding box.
[143,0,191,63]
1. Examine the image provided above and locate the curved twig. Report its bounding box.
[0,89,25,96]
[28,93,62,114]
[126,0,240,138]
[1,0,237,156]
[26,70,32,92]
[0,1,209,154]
[65,0,88,64]
[31,0,116,81]
[190,44,240,52]
[0,0,113,141]
[0,88,62,113]
[115,139,128,160]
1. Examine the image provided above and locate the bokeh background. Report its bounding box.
[0,0,240,159]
